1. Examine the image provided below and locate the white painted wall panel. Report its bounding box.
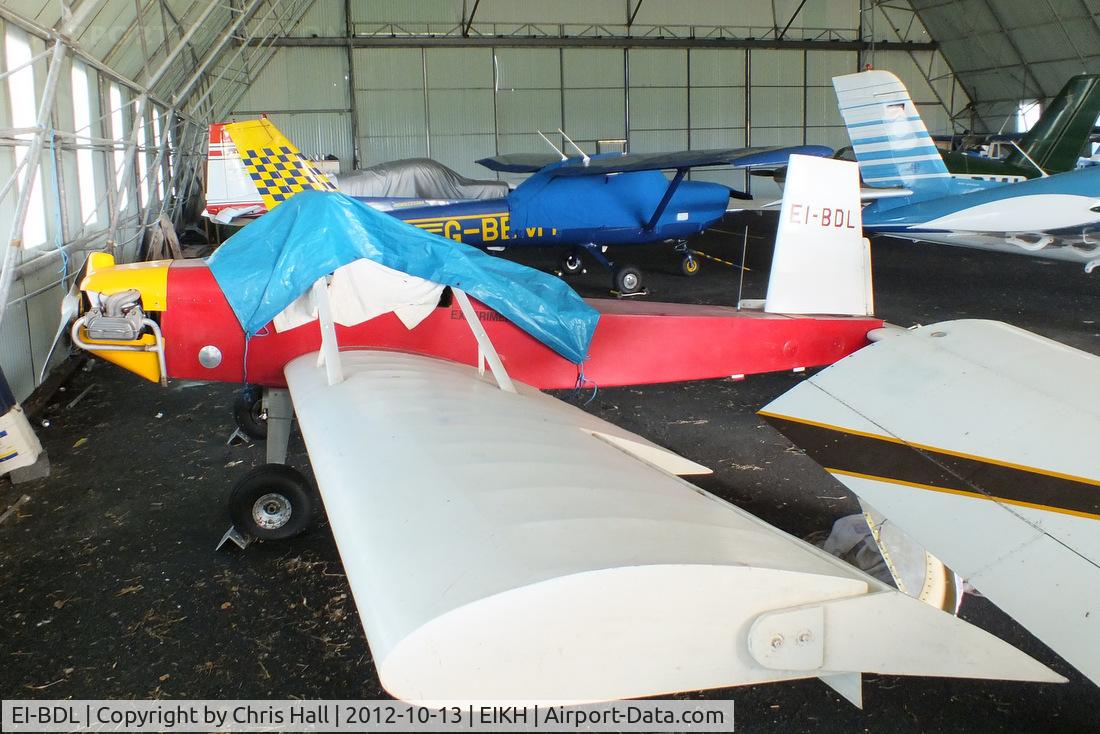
[629,50,687,87]
[630,130,688,154]
[426,49,493,88]
[428,89,494,135]
[355,49,425,90]
[496,89,562,134]
[361,136,429,166]
[750,49,804,87]
[495,48,561,89]
[359,90,427,137]
[235,49,349,111]
[690,49,746,87]
[690,87,747,129]
[690,128,747,149]
[562,49,624,88]
[750,86,804,128]
[563,89,625,141]
[805,51,856,87]
[631,88,688,131]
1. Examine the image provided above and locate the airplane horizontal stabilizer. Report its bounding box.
[761,319,1100,685]
[286,349,1061,705]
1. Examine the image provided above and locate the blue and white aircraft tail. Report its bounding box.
[834,70,1100,271]
[833,70,953,199]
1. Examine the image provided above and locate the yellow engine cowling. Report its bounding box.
[76,253,172,384]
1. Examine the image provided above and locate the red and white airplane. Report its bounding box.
[63,155,1068,705]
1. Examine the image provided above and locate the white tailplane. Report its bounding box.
[762,319,1100,686]
[764,155,874,316]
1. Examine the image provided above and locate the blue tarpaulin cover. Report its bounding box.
[206,191,598,364]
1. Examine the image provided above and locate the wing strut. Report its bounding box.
[313,276,344,386]
[453,288,516,393]
[645,168,688,231]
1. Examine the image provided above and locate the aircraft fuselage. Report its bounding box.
[862,166,1100,265]
[367,170,731,249]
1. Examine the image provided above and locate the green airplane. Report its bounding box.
[936,74,1100,182]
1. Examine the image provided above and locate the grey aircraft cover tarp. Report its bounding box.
[336,159,509,200]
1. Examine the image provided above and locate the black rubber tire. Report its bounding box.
[229,464,313,541]
[560,249,584,275]
[233,385,267,440]
[681,254,700,276]
[613,265,643,294]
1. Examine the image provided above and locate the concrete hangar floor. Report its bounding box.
[0,212,1097,733]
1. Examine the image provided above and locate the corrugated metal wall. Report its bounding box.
[233,45,866,192]
[228,2,967,198]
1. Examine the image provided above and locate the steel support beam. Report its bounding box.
[246,35,936,51]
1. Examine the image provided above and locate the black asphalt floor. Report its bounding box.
[1,213,1098,732]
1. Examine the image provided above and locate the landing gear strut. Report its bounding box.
[219,386,316,548]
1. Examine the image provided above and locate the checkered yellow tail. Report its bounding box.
[222,118,337,211]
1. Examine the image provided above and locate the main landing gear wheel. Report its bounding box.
[229,464,314,541]
[680,253,700,276]
[233,384,267,440]
[560,248,585,275]
[613,265,643,295]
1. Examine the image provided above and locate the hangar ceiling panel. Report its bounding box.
[911,0,1100,128]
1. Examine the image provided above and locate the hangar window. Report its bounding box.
[4,26,49,249]
[151,109,164,202]
[70,60,98,227]
[1017,99,1040,132]
[136,110,149,208]
[108,83,128,212]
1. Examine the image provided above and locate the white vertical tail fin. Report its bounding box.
[764,154,874,316]
[203,122,265,224]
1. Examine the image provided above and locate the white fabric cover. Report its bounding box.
[273,258,444,333]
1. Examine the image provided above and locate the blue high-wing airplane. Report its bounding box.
[833,71,1100,271]
[203,118,831,293]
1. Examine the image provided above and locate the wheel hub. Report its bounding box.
[622,273,639,290]
[252,492,292,530]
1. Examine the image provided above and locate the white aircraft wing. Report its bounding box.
[762,319,1100,685]
[284,349,1061,706]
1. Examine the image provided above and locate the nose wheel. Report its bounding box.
[680,253,700,276]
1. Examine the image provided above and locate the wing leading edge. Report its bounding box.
[285,348,1060,705]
